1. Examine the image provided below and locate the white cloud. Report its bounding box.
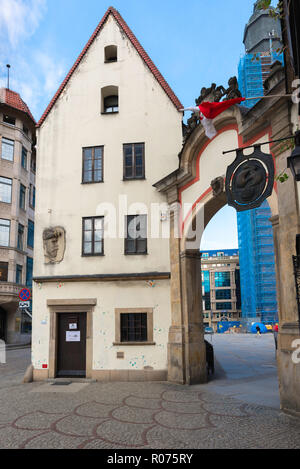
[0,0,47,49]
[34,51,65,95]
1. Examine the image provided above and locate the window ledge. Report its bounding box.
[124,252,148,256]
[122,177,146,181]
[113,341,156,346]
[81,181,104,185]
[101,111,119,115]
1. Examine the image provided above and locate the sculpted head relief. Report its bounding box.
[43,227,65,264]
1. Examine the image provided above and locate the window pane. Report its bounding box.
[0,262,8,282]
[84,242,92,254]
[94,147,103,159]
[83,171,93,183]
[135,144,143,158]
[0,219,10,246]
[27,220,34,248]
[21,147,27,169]
[94,170,102,182]
[1,138,14,161]
[26,257,33,287]
[94,218,103,230]
[84,219,92,230]
[94,241,103,253]
[136,238,147,253]
[0,177,12,203]
[94,159,102,170]
[84,160,93,171]
[84,231,92,242]
[83,148,93,160]
[94,230,103,242]
[125,239,135,253]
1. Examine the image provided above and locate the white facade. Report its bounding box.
[32,11,182,379]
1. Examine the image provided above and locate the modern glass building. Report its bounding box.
[237,201,278,323]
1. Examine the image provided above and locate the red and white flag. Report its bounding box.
[181,97,246,139]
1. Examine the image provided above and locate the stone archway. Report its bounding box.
[154,110,279,385]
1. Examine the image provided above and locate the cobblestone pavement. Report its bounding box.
[0,344,299,449]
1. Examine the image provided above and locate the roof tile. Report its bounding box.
[0,88,35,123]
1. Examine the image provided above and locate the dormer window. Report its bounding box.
[104,45,117,63]
[101,86,119,114]
[3,114,15,126]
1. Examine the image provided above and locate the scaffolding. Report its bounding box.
[237,200,278,323]
[238,52,284,108]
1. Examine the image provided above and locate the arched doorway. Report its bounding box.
[154,111,279,385]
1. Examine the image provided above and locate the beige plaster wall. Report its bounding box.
[32,15,182,373]
[32,279,171,372]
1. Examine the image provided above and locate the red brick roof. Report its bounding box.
[0,88,35,124]
[37,6,183,128]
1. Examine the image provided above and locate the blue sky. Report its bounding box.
[0,0,272,250]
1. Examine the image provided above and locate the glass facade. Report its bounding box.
[216,302,232,310]
[202,270,211,310]
[214,271,231,287]
[216,289,231,300]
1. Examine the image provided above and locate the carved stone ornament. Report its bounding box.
[43,226,66,264]
[183,76,242,143]
[225,145,275,212]
[211,177,224,197]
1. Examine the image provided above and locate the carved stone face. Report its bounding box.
[43,227,65,264]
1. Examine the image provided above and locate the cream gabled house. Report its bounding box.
[32,7,183,381]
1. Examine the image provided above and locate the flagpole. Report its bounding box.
[245,94,293,100]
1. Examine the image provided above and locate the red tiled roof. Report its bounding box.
[37,6,183,128]
[0,88,35,124]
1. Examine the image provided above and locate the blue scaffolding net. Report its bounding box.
[237,200,278,323]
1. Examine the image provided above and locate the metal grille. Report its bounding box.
[120,313,147,342]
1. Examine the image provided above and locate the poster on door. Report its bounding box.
[66,331,80,342]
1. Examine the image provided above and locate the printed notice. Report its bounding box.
[66,331,80,342]
[69,323,77,330]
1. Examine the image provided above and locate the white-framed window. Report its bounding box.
[1,137,14,161]
[0,177,12,203]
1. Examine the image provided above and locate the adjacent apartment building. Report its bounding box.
[201,249,241,331]
[32,7,182,380]
[0,88,36,344]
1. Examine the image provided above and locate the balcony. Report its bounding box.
[0,282,30,304]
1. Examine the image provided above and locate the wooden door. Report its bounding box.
[56,312,86,377]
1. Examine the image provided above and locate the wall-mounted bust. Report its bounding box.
[43,227,66,264]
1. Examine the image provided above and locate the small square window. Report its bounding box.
[114,308,154,345]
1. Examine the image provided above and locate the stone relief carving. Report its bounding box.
[43,227,66,264]
[211,177,225,197]
[183,76,242,143]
